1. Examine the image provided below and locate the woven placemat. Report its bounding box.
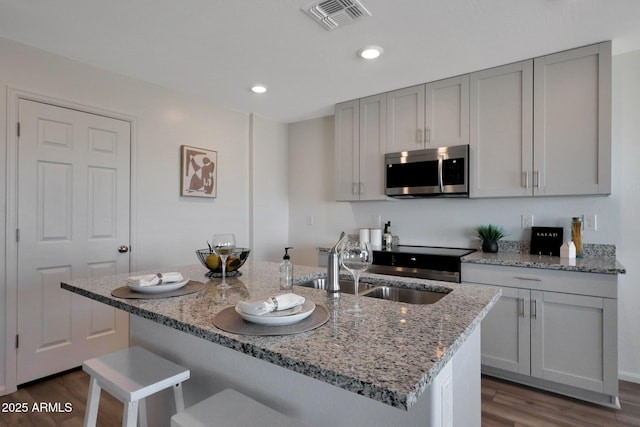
[214,304,329,336]
[111,281,205,299]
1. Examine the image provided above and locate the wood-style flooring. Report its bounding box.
[1,370,639,426]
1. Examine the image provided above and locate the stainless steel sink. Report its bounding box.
[294,278,364,294]
[295,278,449,304]
[362,286,449,304]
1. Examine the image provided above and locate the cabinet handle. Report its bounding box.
[426,127,431,145]
[417,129,424,145]
[352,182,358,196]
[534,170,541,188]
[519,298,525,318]
[522,171,529,189]
[359,182,365,195]
[531,299,537,319]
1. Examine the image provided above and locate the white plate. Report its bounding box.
[128,280,189,294]
[235,301,315,326]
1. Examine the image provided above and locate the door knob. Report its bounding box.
[118,245,129,253]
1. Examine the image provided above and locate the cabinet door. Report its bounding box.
[530,291,618,395]
[533,41,612,196]
[425,75,470,147]
[359,94,388,200]
[334,100,359,201]
[469,61,533,198]
[480,285,531,375]
[386,85,425,152]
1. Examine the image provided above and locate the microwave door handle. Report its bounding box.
[438,156,444,193]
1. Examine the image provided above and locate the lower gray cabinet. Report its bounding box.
[463,263,619,407]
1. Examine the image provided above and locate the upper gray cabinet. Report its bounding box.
[470,41,612,198]
[334,95,388,201]
[469,61,534,197]
[386,75,470,153]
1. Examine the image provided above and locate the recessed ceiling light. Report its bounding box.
[358,46,383,60]
[250,84,267,94]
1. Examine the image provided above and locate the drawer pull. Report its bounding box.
[514,276,541,282]
[519,298,525,318]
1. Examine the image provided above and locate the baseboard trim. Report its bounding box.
[618,370,640,384]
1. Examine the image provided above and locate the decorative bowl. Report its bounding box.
[195,248,251,278]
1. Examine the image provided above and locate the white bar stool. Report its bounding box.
[82,346,190,427]
[171,388,310,427]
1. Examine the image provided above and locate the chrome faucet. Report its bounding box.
[327,232,346,295]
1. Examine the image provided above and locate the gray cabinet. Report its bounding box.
[462,263,619,407]
[469,41,611,198]
[469,61,533,197]
[533,42,611,196]
[334,95,387,201]
[386,76,469,153]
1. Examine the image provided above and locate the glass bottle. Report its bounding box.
[571,217,583,258]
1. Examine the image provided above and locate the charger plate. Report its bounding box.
[111,281,205,299]
[214,304,329,336]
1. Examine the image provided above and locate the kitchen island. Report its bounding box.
[62,260,500,427]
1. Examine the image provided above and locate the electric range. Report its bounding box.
[369,245,476,283]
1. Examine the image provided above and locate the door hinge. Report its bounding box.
[16,334,19,349]
[16,228,20,243]
[17,122,20,137]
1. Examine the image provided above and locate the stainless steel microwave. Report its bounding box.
[384,145,469,198]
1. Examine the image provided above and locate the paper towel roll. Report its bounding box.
[359,228,370,243]
[370,229,382,248]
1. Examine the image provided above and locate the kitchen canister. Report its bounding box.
[359,228,370,243]
[370,228,382,248]
[571,217,583,258]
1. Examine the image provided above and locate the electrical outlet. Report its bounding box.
[584,214,597,231]
[521,214,534,229]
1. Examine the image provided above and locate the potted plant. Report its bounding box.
[475,224,507,253]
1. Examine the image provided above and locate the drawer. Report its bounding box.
[461,263,617,299]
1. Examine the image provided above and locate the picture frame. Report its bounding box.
[180,145,217,198]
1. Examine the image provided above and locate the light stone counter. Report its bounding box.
[62,260,500,423]
[462,241,625,275]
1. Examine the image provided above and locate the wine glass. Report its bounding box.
[210,233,236,288]
[340,239,372,317]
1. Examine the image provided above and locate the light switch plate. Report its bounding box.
[521,214,534,229]
[584,214,597,231]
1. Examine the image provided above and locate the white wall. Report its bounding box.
[612,49,640,382]
[0,37,289,394]
[249,114,289,262]
[288,116,356,266]
[288,51,640,382]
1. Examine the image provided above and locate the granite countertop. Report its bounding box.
[461,241,626,275]
[61,260,500,411]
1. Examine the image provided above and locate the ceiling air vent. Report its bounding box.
[302,0,372,30]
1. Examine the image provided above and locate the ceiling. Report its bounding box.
[1,0,640,123]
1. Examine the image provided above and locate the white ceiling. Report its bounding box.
[1,0,640,123]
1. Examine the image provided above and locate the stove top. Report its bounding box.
[369,245,476,282]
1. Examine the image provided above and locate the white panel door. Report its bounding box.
[359,94,387,201]
[533,42,612,196]
[386,84,425,152]
[469,61,533,198]
[530,291,613,393]
[480,285,531,375]
[334,100,359,201]
[425,75,470,147]
[16,99,130,384]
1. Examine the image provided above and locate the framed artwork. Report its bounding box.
[180,145,217,198]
